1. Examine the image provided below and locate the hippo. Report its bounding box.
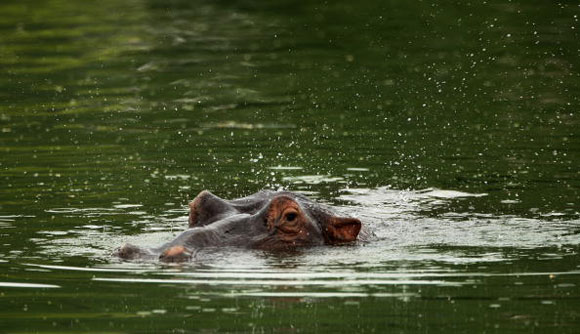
[115,190,363,262]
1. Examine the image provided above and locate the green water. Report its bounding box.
[1,0,579,332]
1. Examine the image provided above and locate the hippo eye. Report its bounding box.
[285,212,297,222]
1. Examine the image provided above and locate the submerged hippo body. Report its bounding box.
[116,190,363,262]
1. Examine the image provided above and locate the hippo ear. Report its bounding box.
[324,217,361,243]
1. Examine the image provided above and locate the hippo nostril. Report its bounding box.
[188,190,235,228]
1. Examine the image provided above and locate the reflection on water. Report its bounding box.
[0,282,60,289]
[92,277,459,287]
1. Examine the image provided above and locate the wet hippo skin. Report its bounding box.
[115,190,363,262]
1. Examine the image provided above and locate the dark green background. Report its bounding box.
[0,0,578,332]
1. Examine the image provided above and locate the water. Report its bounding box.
[1,0,579,332]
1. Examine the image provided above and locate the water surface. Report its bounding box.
[0,0,579,332]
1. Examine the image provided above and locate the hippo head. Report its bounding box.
[116,190,362,262]
[188,190,362,249]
